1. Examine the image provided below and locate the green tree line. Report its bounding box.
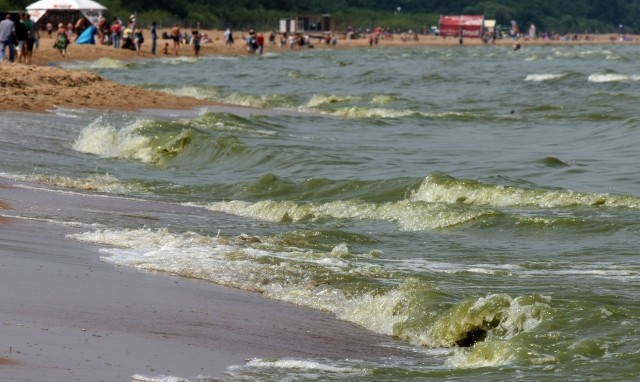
[3,0,637,33]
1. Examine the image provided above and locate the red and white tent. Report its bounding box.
[438,15,485,38]
[26,0,106,25]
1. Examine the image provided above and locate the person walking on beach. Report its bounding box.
[170,23,180,55]
[0,13,15,62]
[224,28,233,46]
[54,23,69,57]
[150,21,157,55]
[14,14,28,63]
[21,12,37,64]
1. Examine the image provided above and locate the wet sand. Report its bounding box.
[0,178,423,381]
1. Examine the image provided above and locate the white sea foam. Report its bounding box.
[553,49,613,59]
[190,198,493,231]
[28,174,135,194]
[524,73,566,82]
[161,56,199,65]
[72,116,156,163]
[332,106,415,119]
[85,57,132,70]
[241,358,367,374]
[61,57,132,71]
[190,179,640,233]
[371,94,397,104]
[51,106,86,118]
[0,213,92,229]
[3,172,140,195]
[224,358,369,380]
[68,227,550,360]
[131,374,190,382]
[223,92,272,108]
[444,340,516,368]
[420,293,552,363]
[411,174,640,209]
[388,256,640,282]
[155,85,223,100]
[67,227,409,339]
[588,73,640,83]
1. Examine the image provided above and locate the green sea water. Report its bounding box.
[2,43,640,380]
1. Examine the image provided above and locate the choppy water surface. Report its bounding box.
[2,43,640,381]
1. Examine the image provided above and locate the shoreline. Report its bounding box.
[1,30,638,113]
[1,30,638,381]
[0,178,424,381]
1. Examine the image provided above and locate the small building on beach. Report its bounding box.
[279,14,331,34]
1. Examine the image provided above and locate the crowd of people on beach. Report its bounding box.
[5,12,638,65]
[240,28,338,53]
[0,12,38,63]
[104,16,214,57]
[0,11,226,63]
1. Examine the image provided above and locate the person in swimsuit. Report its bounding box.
[170,23,180,55]
[191,30,201,57]
[133,27,144,55]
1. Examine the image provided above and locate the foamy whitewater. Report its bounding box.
[2,42,640,381]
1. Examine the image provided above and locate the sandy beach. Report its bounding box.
[0,28,638,381]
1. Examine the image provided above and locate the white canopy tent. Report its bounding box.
[26,0,107,25]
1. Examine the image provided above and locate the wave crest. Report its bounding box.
[412,174,640,209]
